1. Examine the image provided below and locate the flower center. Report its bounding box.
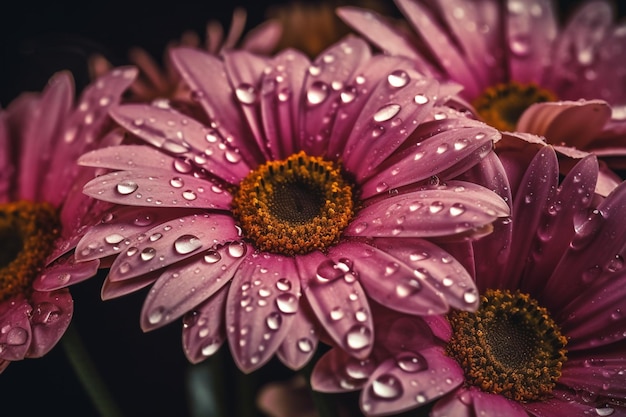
[472,82,558,131]
[446,289,567,402]
[0,201,60,302]
[232,151,354,255]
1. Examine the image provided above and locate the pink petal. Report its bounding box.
[33,254,99,291]
[422,315,452,343]
[431,388,474,417]
[277,303,319,370]
[226,252,301,373]
[347,181,510,239]
[359,346,464,416]
[311,347,378,393]
[78,143,180,171]
[560,346,626,398]
[328,241,449,315]
[101,272,159,301]
[169,47,263,166]
[108,213,240,282]
[361,125,497,198]
[0,360,9,374]
[182,283,229,363]
[299,251,374,359]
[26,289,73,358]
[471,389,528,417]
[141,243,248,332]
[0,297,32,361]
[524,389,608,416]
[109,104,251,183]
[371,308,436,354]
[240,19,283,54]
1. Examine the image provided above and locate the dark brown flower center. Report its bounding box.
[446,289,567,402]
[472,82,558,131]
[0,201,60,302]
[232,151,354,255]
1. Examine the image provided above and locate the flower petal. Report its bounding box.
[471,389,528,417]
[141,243,248,332]
[524,389,609,416]
[431,388,474,417]
[226,252,301,373]
[277,302,319,371]
[108,213,240,282]
[78,143,180,171]
[0,297,32,361]
[182,283,229,364]
[299,251,374,359]
[27,289,73,358]
[359,346,463,416]
[311,347,377,393]
[560,345,626,398]
[101,272,159,301]
[33,254,99,291]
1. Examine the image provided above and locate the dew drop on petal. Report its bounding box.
[119,262,131,274]
[170,177,184,188]
[306,81,329,106]
[596,407,615,416]
[297,338,313,353]
[387,70,410,88]
[509,35,531,56]
[330,307,344,321]
[373,104,401,122]
[345,358,375,380]
[116,180,138,195]
[265,312,282,331]
[395,352,426,373]
[140,247,156,261]
[227,242,246,258]
[371,374,403,400]
[449,203,466,217]
[173,234,202,254]
[235,83,258,105]
[345,324,372,351]
[134,213,155,227]
[201,340,221,357]
[315,260,343,283]
[429,201,444,214]
[203,250,221,264]
[182,190,197,201]
[148,307,165,325]
[275,278,291,291]
[105,233,125,244]
[463,289,478,304]
[396,279,421,298]
[414,94,429,105]
[340,86,357,104]
[275,293,298,314]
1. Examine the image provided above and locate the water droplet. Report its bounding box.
[204,251,221,264]
[182,190,197,201]
[104,233,125,244]
[265,312,282,331]
[329,307,344,321]
[355,308,368,322]
[235,83,258,105]
[315,260,343,283]
[201,340,220,357]
[275,293,298,314]
[371,374,403,400]
[395,352,426,373]
[224,150,242,164]
[170,177,184,188]
[345,324,372,351]
[416,393,428,403]
[340,86,357,104]
[308,64,321,76]
[140,247,156,261]
[596,407,615,416]
[387,70,410,88]
[162,139,189,154]
[429,201,444,214]
[463,289,478,304]
[6,327,28,345]
[119,262,131,274]
[606,255,624,272]
[345,358,375,380]
[396,279,421,297]
[297,338,313,353]
[227,242,246,258]
[275,278,291,291]
[373,104,401,122]
[414,94,429,105]
[116,180,138,195]
[173,235,202,254]
[509,35,530,56]
[307,81,329,106]
[148,307,165,324]
[449,203,466,217]
[173,158,193,173]
[371,125,385,138]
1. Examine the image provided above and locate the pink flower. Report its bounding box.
[0,67,136,372]
[75,37,510,374]
[338,0,626,166]
[312,139,626,416]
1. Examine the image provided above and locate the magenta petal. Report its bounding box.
[226,252,301,373]
[360,346,463,416]
[347,181,509,238]
[311,347,377,393]
[33,254,99,291]
[141,243,248,332]
[523,389,605,416]
[373,238,478,311]
[79,144,180,171]
[422,315,452,343]
[299,251,374,359]
[182,283,229,364]
[27,289,73,358]
[372,309,435,353]
[0,359,9,374]
[560,346,626,398]
[101,272,159,301]
[361,126,497,198]
[471,390,527,417]
[277,304,319,371]
[82,169,232,209]
[329,241,448,315]
[0,297,32,361]
[108,213,240,282]
[109,104,251,184]
[431,388,474,417]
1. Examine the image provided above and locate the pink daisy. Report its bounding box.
[74,36,510,374]
[0,67,136,372]
[312,139,626,416]
[338,0,626,166]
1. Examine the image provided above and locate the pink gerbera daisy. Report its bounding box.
[312,139,626,416]
[0,67,136,372]
[74,37,510,374]
[338,0,626,167]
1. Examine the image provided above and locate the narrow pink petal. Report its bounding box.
[394,0,481,97]
[0,297,32,361]
[298,251,375,360]
[328,241,448,315]
[343,72,438,178]
[471,390,527,417]
[260,49,309,160]
[277,303,319,370]
[524,389,607,416]
[506,0,557,84]
[26,289,73,358]
[108,213,240,282]
[360,125,497,197]
[373,237,478,311]
[240,19,282,54]
[0,360,9,374]
[182,283,229,364]
[431,388,474,417]
[347,181,509,239]
[78,143,179,171]
[44,67,138,206]
[169,47,263,166]
[141,243,248,332]
[101,272,159,301]
[222,7,247,50]
[226,252,301,373]
[560,346,626,397]
[311,347,377,393]
[299,36,371,156]
[371,308,436,353]
[75,206,200,262]
[82,169,232,209]
[109,104,251,184]
[422,315,452,343]
[359,347,463,416]
[33,254,99,291]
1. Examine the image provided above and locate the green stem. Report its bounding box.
[62,322,124,417]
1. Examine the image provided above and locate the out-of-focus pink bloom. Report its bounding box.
[89,8,281,102]
[0,67,136,372]
[312,138,626,416]
[74,37,510,374]
[338,0,626,167]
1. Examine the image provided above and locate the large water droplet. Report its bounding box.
[340,86,357,104]
[414,94,429,105]
[449,203,466,217]
[275,278,291,292]
[371,374,403,400]
[201,340,221,357]
[275,293,298,314]
[315,260,343,283]
[373,104,401,122]
[227,242,246,258]
[140,247,156,261]
[174,235,202,254]
[297,338,313,353]
[162,139,189,154]
[116,180,138,195]
[596,407,615,416]
[387,70,410,88]
[148,307,165,325]
[463,289,478,304]
[235,83,258,105]
[345,324,372,351]
[105,233,125,244]
[395,352,426,373]
[204,250,221,264]
[307,81,329,106]
[265,312,282,331]
[170,177,184,188]
[182,190,197,201]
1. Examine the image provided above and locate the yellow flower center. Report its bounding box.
[472,82,558,131]
[446,289,567,402]
[232,151,354,255]
[0,201,60,302]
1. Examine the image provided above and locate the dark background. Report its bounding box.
[0,1,625,416]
